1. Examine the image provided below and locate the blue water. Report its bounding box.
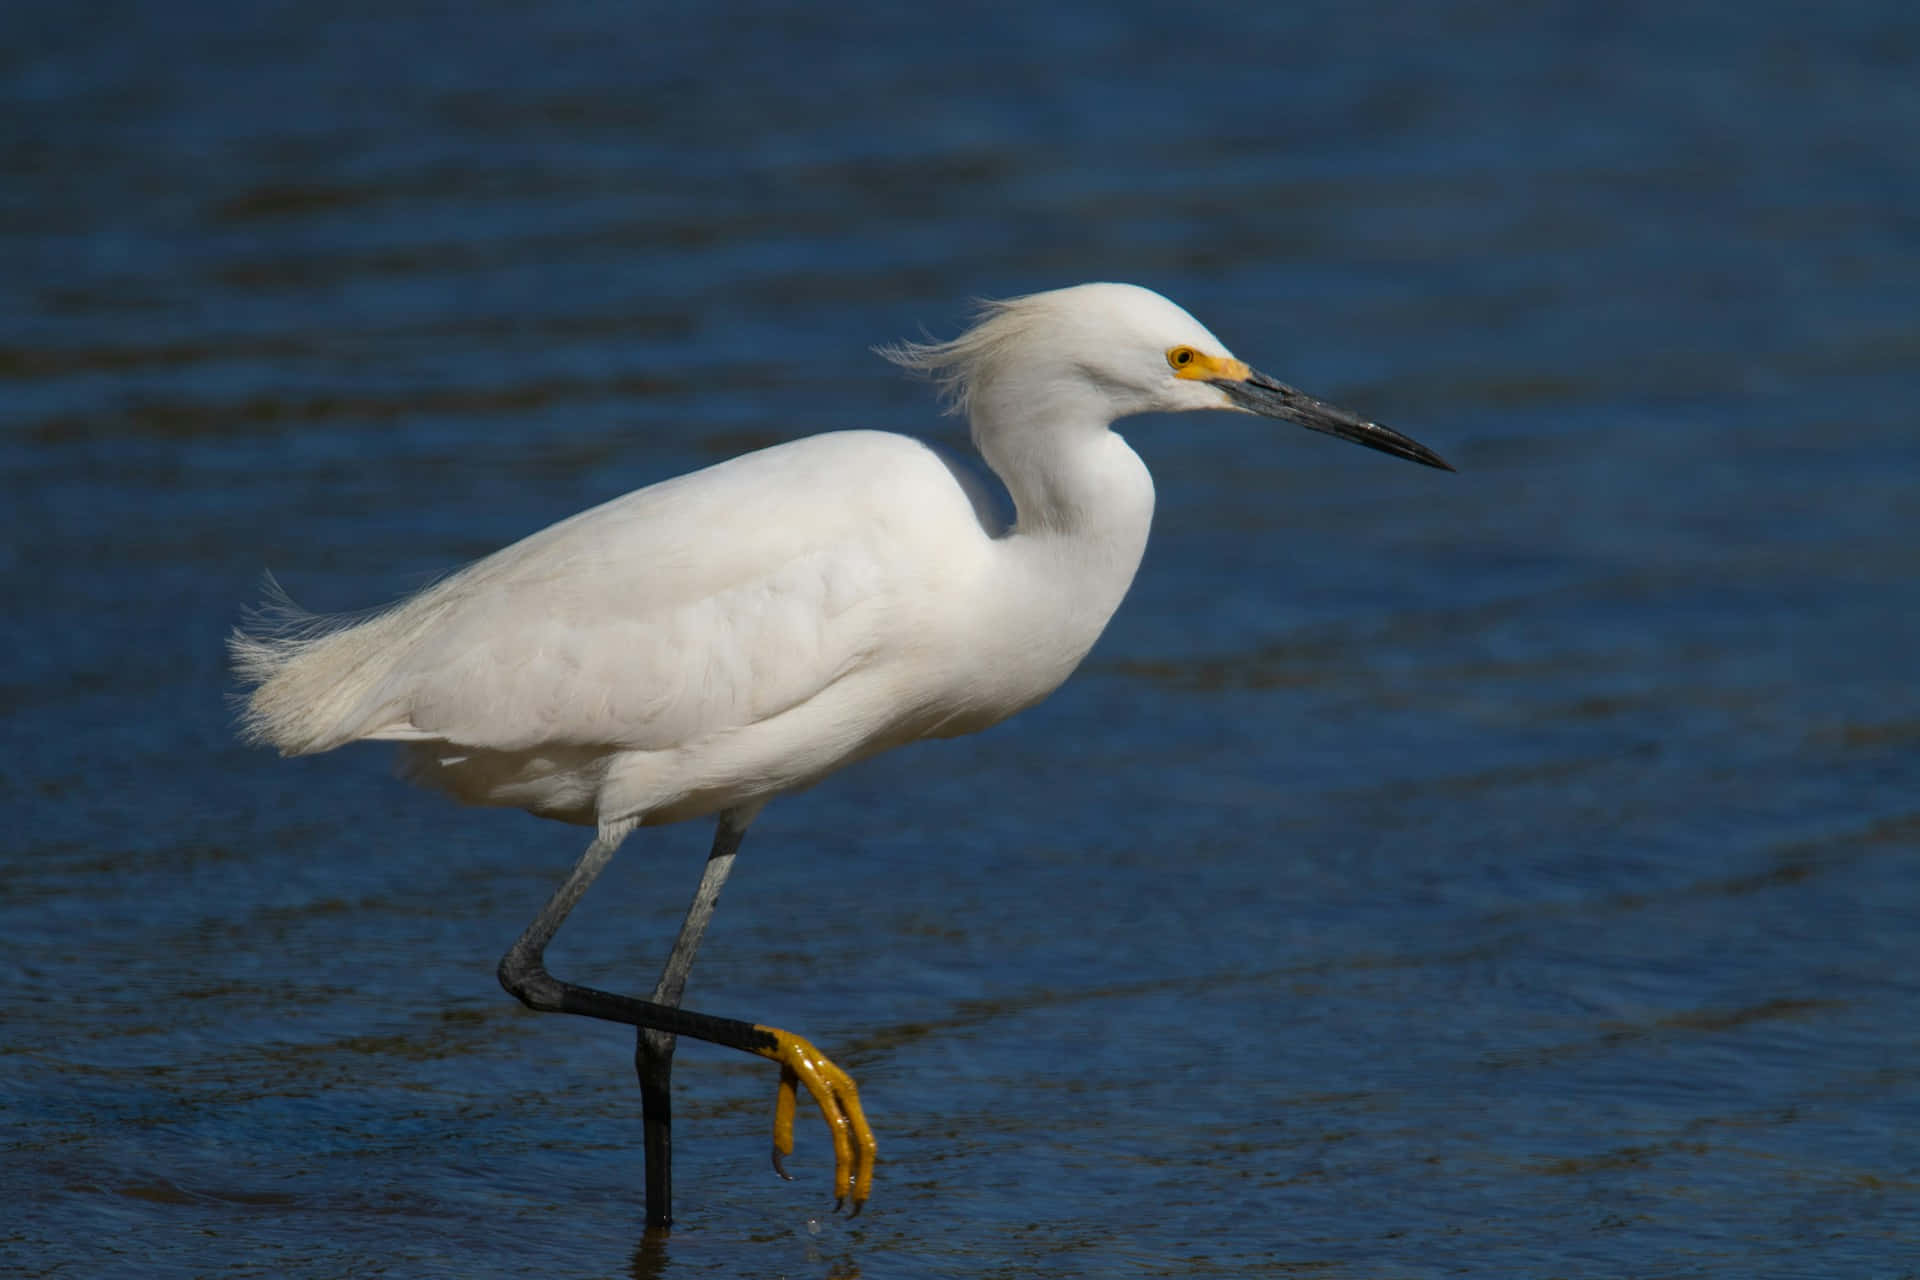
[5,2,1918,1275]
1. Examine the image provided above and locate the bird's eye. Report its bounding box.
[1167,346,1197,370]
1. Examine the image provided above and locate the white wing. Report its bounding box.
[233,431,991,758]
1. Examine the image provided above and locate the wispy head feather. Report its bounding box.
[875,294,1051,418]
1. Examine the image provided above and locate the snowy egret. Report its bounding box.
[230,282,1452,1226]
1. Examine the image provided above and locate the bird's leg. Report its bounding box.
[496,816,876,1215]
[635,810,751,1230]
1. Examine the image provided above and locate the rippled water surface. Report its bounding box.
[6,2,1919,1276]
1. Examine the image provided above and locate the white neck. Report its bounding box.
[971,373,1155,539]
[969,390,1157,681]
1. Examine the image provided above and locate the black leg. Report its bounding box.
[496,820,774,1050]
[635,812,751,1229]
[496,809,875,1216]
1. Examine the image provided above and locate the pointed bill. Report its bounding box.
[1212,367,1454,471]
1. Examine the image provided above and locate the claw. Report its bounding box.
[772,1062,799,1177]
[750,1025,877,1210]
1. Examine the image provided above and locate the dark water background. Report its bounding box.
[5,2,1918,1276]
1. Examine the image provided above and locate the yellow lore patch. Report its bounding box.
[1166,346,1251,381]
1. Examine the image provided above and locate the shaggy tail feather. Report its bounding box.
[228,573,421,756]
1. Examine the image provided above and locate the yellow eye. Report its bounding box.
[1167,346,1198,370]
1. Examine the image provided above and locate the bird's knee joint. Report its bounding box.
[637,1027,677,1067]
[498,948,564,1011]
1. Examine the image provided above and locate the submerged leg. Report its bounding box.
[636,810,752,1230]
[497,814,875,1217]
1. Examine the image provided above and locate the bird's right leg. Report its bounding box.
[496,820,876,1213]
[634,809,754,1229]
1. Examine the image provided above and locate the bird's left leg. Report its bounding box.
[635,806,755,1230]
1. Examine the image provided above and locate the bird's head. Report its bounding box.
[881,282,1452,471]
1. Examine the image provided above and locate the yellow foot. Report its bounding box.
[751,1026,876,1213]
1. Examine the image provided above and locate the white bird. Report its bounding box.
[230,282,1451,1226]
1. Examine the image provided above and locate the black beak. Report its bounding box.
[1213,369,1454,471]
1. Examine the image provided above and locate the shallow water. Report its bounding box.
[5,2,1918,1276]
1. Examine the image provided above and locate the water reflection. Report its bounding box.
[6,1,1918,1276]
